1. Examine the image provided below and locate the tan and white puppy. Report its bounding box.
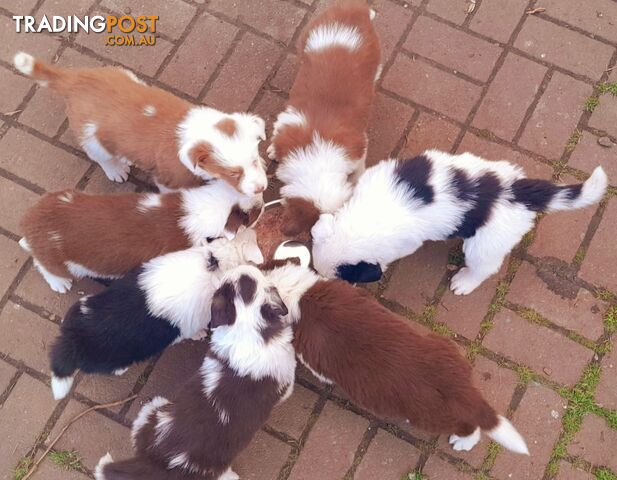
[13,52,268,195]
[268,1,381,235]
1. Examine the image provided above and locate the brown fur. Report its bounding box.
[293,279,499,436]
[282,197,321,236]
[215,118,237,137]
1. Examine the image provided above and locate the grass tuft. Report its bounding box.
[605,306,617,334]
[585,96,600,113]
[49,450,86,473]
[565,130,582,153]
[13,457,33,480]
[598,81,617,96]
[595,467,617,480]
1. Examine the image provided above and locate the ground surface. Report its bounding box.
[0,0,616,479]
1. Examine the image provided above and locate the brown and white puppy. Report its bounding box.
[267,0,381,235]
[19,181,262,293]
[95,265,296,480]
[13,52,267,195]
[265,262,530,455]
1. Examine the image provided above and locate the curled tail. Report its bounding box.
[49,307,81,399]
[512,166,608,213]
[95,453,202,480]
[13,51,63,84]
[486,415,529,455]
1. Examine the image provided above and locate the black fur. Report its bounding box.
[396,156,434,204]
[259,291,289,342]
[206,252,219,271]
[210,282,236,329]
[336,262,383,283]
[50,268,181,378]
[511,179,583,212]
[450,172,503,239]
[238,274,257,304]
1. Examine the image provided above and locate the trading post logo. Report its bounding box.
[13,15,159,46]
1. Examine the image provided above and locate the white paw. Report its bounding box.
[113,367,129,376]
[48,276,73,293]
[218,468,240,480]
[449,428,481,451]
[191,329,209,341]
[450,267,481,295]
[102,161,130,183]
[266,142,276,160]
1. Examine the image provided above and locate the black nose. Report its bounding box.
[336,262,383,283]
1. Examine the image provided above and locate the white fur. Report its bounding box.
[136,193,161,213]
[369,8,376,20]
[177,107,267,196]
[131,396,170,446]
[218,467,240,480]
[94,452,114,480]
[276,133,358,213]
[79,296,90,315]
[274,241,312,268]
[487,415,530,455]
[143,105,156,116]
[168,452,191,470]
[33,258,72,293]
[271,107,307,138]
[81,123,130,182]
[297,352,333,384]
[51,375,74,400]
[113,367,128,376]
[14,52,34,75]
[122,68,146,85]
[201,356,224,397]
[547,166,607,211]
[58,191,74,203]
[449,428,481,451]
[154,410,174,446]
[311,150,606,295]
[19,237,31,253]
[305,23,362,53]
[48,231,62,244]
[65,261,120,280]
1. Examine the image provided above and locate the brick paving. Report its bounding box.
[0,0,615,479]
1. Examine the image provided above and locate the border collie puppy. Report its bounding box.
[49,229,264,400]
[265,261,529,454]
[267,1,381,236]
[19,180,262,293]
[312,150,608,294]
[13,52,267,195]
[95,265,296,480]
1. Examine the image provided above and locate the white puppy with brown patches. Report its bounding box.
[95,265,296,480]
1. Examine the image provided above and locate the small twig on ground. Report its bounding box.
[3,110,22,115]
[21,394,137,480]
[526,7,546,14]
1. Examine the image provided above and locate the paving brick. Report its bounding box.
[101,0,197,40]
[0,128,90,191]
[405,16,502,82]
[492,383,567,479]
[458,132,554,179]
[568,131,617,185]
[0,67,34,114]
[514,16,613,79]
[540,0,617,43]
[30,458,90,480]
[83,168,137,194]
[208,0,306,44]
[355,430,420,480]
[422,455,472,480]
[528,202,596,262]
[0,360,17,396]
[159,12,238,97]
[0,176,40,234]
[48,400,132,470]
[288,402,369,480]
[470,0,527,43]
[366,93,414,166]
[589,92,617,139]
[401,112,461,157]
[383,241,450,313]
[270,52,298,93]
[2,0,38,13]
[38,0,93,18]
[267,384,318,439]
[484,309,594,386]
[234,430,291,480]
[518,72,592,159]
[555,462,595,480]
[508,261,607,340]
[579,199,617,292]
[75,15,174,77]
[0,16,61,65]
[425,0,469,24]
[436,262,505,340]
[383,53,481,122]
[14,265,105,319]
[596,343,617,410]
[0,301,58,373]
[473,54,547,141]
[568,414,617,470]
[0,235,28,298]
[0,375,56,480]
[126,340,209,420]
[372,0,413,63]
[205,32,281,112]
[436,356,519,467]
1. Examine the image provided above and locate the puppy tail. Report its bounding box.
[486,415,529,455]
[13,52,63,84]
[511,166,607,213]
[49,330,79,400]
[96,454,200,480]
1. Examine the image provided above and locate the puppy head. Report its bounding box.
[179,109,268,197]
[311,213,383,283]
[210,265,289,343]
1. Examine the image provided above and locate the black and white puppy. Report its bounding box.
[95,265,296,480]
[312,150,608,294]
[49,228,263,400]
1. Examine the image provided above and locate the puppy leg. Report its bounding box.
[451,203,535,295]
[113,367,129,376]
[218,467,240,480]
[81,123,130,183]
[449,427,481,451]
[33,258,72,293]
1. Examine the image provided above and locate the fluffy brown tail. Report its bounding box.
[13,51,64,83]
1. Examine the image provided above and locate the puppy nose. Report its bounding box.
[254,184,266,194]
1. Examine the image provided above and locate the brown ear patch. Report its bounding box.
[210,282,236,329]
[225,205,250,234]
[238,274,257,304]
[215,118,237,137]
[282,197,321,236]
[188,141,215,170]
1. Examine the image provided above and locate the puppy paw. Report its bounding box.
[449,429,480,451]
[191,329,209,341]
[102,161,130,183]
[266,143,277,161]
[113,367,129,376]
[450,267,481,295]
[48,276,73,294]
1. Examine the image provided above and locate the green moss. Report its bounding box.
[595,467,617,480]
[598,82,617,96]
[432,322,454,338]
[596,289,617,303]
[448,248,465,266]
[404,472,425,480]
[605,306,617,334]
[585,97,600,113]
[516,365,535,384]
[565,130,582,153]
[49,450,86,473]
[13,457,33,480]
[573,248,586,267]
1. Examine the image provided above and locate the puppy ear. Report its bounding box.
[263,287,288,320]
[210,282,236,329]
[311,213,335,240]
[238,229,264,265]
[189,141,215,171]
[336,262,383,283]
[282,197,321,236]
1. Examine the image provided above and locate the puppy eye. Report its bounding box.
[229,172,241,178]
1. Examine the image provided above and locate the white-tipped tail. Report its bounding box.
[14,52,34,76]
[18,237,31,253]
[131,396,170,446]
[51,375,74,400]
[94,453,114,480]
[548,166,608,212]
[487,415,529,455]
[369,8,377,20]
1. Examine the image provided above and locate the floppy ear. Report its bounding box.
[262,287,289,321]
[282,198,321,236]
[311,213,335,240]
[210,282,236,329]
[336,262,383,283]
[253,116,266,141]
[189,141,215,171]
